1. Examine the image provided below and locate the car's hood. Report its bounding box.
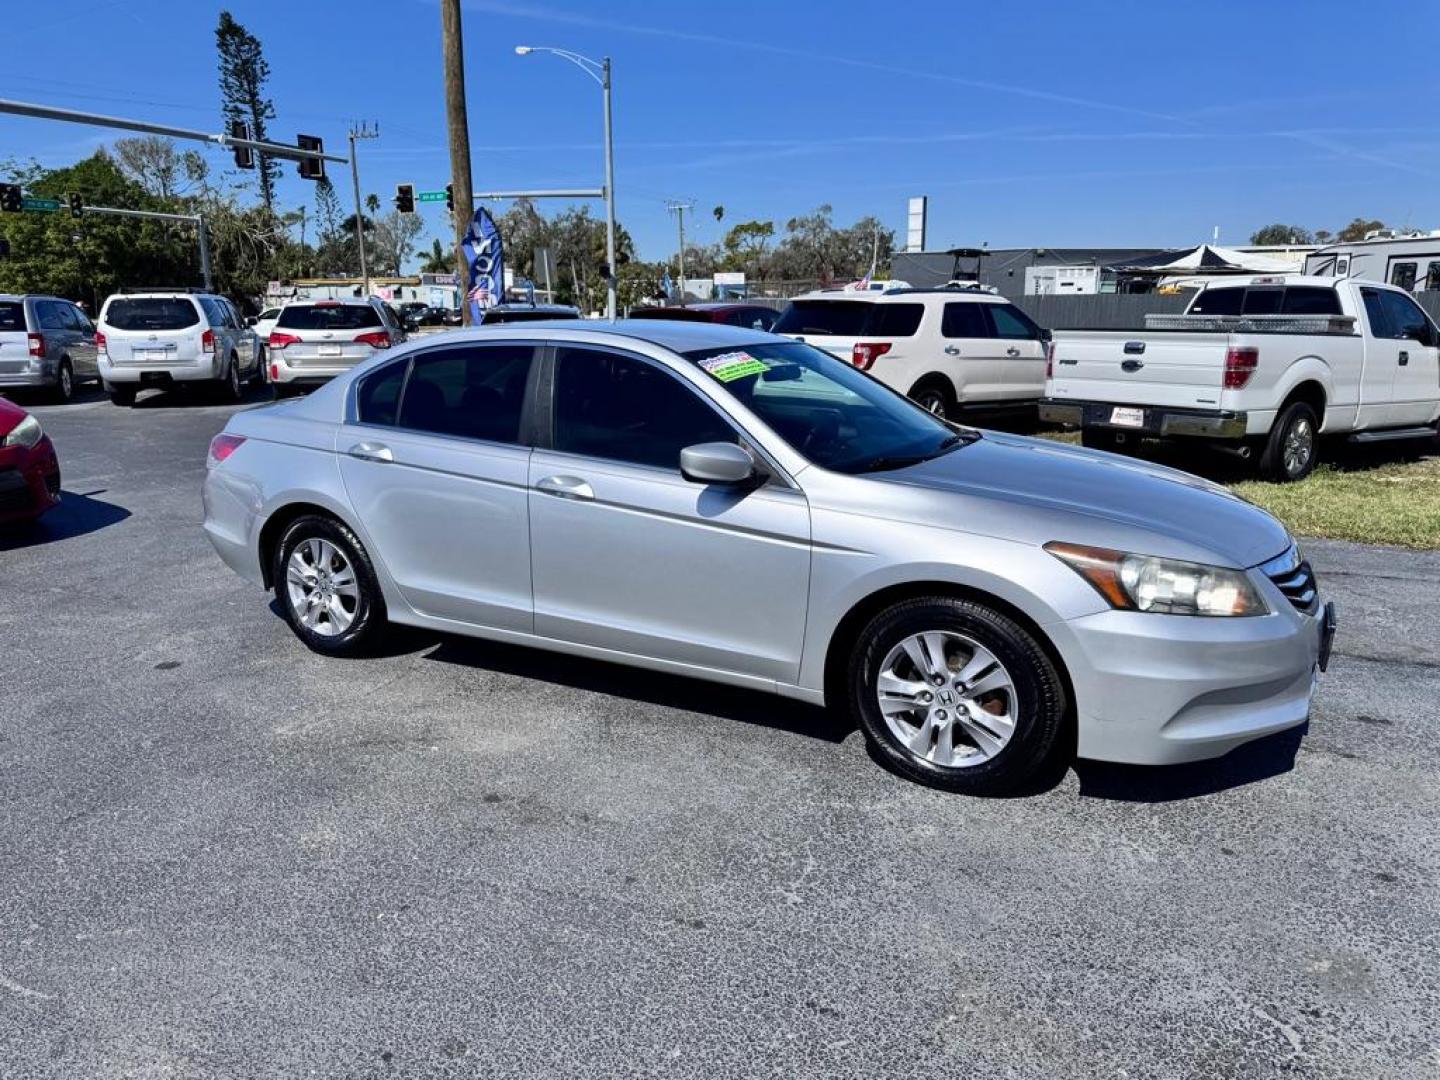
[877,430,1291,569]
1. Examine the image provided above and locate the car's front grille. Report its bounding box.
[1261,545,1319,615]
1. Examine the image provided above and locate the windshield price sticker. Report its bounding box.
[699,351,770,383]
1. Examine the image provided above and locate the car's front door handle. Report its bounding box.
[347,442,393,463]
[1006,347,1022,356]
[536,474,594,501]
[1399,350,1409,366]
[944,345,961,356]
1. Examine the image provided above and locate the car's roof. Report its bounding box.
[1199,274,1371,289]
[667,302,771,312]
[282,297,377,306]
[445,318,776,352]
[875,288,1008,304]
[102,292,207,302]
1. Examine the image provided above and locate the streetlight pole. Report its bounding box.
[516,46,617,319]
[348,122,378,296]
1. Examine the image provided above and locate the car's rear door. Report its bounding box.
[335,340,539,632]
[940,301,1006,402]
[527,343,811,683]
[63,302,98,376]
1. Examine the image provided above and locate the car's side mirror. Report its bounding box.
[680,442,756,485]
[1038,327,1053,342]
[245,316,257,327]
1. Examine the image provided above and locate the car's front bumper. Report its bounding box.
[1041,398,1248,440]
[0,435,61,523]
[1051,586,1330,765]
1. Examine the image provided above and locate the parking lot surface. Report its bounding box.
[2,388,1437,1079]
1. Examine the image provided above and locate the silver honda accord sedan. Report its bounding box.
[202,320,1336,794]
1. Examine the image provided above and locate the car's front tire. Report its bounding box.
[848,596,1068,795]
[274,515,386,655]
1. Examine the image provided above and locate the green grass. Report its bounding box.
[1032,429,1440,549]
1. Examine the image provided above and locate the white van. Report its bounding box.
[774,287,1049,418]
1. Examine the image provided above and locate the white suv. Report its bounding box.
[266,298,406,395]
[774,288,1050,418]
[97,291,261,406]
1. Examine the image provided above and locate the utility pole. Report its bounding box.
[601,57,616,319]
[667,201,693,307]
[348,121,379,295]
[440,0,475,325]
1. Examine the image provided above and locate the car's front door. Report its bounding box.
[984,303,1048,400]
[335,341,539,632]
[1358,287,1406,428]
[527,345,812,683]
[1379,289,1440,426]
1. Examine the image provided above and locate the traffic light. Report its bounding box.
[395,183,415,214]
[67,193,83,219]
[296,134,325,181]
[0,184,21,213]
[445,183,454,213]
[230,120,254,169]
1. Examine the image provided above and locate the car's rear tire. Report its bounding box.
[1258,400,1319,482]
[274,515,387,655]
[106,384,136,407]
[909,378,956,420]
[252,348,268,386]
[848,596,1068,795]
[49,359,75,404]
[215,357,243,403]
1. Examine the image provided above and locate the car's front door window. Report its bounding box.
[553,347,736,470]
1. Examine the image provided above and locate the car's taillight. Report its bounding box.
[1224,346,1259,389]
[852,341,892,370]
[201,328,215,353]
[95,331,107,356]
[27,332,45,359]
[1045,340,1056,380]
[207,433,246,467]
[354,330,391,349]
[269,332,301,349]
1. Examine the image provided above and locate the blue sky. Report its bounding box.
[4,0,1439,267]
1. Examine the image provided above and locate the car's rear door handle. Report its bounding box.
[1006,347,1021,356]
[536,474,594,501]
[944,345,961,356]
[347,442,393,463]
[1399,350,1409,365]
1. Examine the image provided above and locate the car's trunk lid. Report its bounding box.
[1048,331,1229,410]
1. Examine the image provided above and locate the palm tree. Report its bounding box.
[418,238,452,274]
[365,193,380,215]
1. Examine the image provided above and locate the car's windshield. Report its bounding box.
[277,304,382,330]
[684,340,973,474]
[772,299,874,336]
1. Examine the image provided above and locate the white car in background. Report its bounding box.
[774,287,1050,419]
[97,290,261,405]
[266,298,407,395]
[251,306,282,342]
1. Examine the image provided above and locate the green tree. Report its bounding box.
[720,219,775,273]
[1249,224,1315,246]
[418,237,452,274]
[1336,218,1386,243]
[112,136,209,201]
[216,10,279,215]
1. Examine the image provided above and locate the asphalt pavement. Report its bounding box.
[1,384,1437,1079]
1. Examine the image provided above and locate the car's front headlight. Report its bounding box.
[1045,542,1267,617]
[2,414,43,450]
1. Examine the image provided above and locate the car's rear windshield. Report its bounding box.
[480,309,578,324]
[773,300,874,336]
[277,304,382,330]
[0,302,24,332]
[104,297,200,331]
[1190,285,1342,317]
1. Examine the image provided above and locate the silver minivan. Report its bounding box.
[0,294,99,402]
[97,291,261,405]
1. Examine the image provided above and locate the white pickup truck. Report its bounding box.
[1040,275,1440,480]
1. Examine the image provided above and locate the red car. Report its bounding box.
[0,396,61,524]
[629,302,780,331]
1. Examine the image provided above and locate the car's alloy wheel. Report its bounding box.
[909,383,953,419]
[274,515,385,654]
[224,359,242,401]
[1259,400,1319,482]
[53,360,74,403]
[850,597,1068,794]
[875,631,1018,768]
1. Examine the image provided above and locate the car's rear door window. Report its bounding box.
[942,302,989,338]
[397,343,535,443]
[356,360,409,425]
[772,300,873,336]
[1361,288,1393,338]
[277,304,382,331]
[105,297,201,331]
[553,347,735,469]
[37,300,69,330]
